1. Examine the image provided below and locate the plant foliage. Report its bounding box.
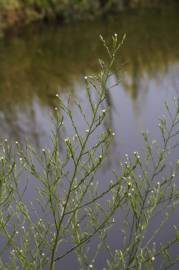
[0,34,179,270]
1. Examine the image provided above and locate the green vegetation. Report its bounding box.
[0,34,179,269]
[0,0,175,34]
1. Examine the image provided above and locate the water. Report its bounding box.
[0,3,179,269]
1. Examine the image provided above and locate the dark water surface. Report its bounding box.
[0,3,179,269]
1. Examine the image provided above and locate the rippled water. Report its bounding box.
[0,3,179,269]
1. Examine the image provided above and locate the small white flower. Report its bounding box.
[42,253,45,256]
[15,141,18,145]
[84,76,88,80]
[85,129,89,133]
[55,94,59,97]
[4,139,8,142]
[42,148,45,152]
[21,226,25,230]
[151,256,155,261]
[54,107,58,111]
[112,132,115,136]
[114,33,118,37]
[19,157,23,162]
[16,231,19,235]
[102,109,106,114]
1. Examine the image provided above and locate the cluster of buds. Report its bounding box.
[133,151,141,160]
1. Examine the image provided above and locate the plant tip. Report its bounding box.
[64,138,69,143]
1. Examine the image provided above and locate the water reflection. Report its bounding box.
[0,4,179,145]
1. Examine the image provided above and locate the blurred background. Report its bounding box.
[0,0,178,151]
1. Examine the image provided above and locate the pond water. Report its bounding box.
[0,2,179,269]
